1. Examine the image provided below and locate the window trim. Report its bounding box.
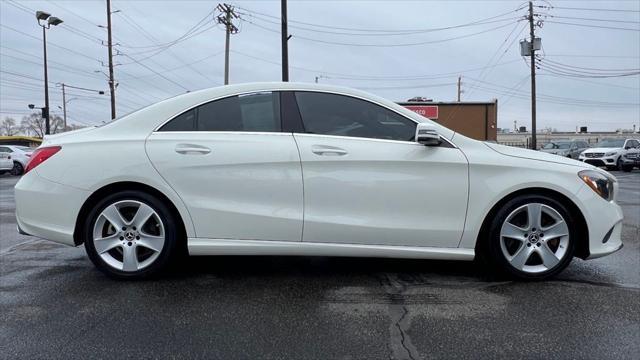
[154,91,283,133]
[151,88,456,148]
[289,90,456,148]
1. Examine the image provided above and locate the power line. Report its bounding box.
[537,73,640,91]
[540,58,640,73]
[243,19,521,47]
[544,6,640,13]
[545,20,640,32]
[119,53,190,92]
[230,49,522,80]
[550,15,640,25]
[236,4,527,33]
[358,82,457,91]
[0,24,103,64]
[240,9,520,36]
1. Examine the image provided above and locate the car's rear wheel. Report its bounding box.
[84,191,178,279]
[11,161,24,176]
[482,195,576,280]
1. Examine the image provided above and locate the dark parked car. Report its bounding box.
[540,139,589,159]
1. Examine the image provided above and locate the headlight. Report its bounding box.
[605,151,617,157]
[579,170,615,201]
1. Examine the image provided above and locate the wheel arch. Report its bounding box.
[475,187,589,259]
[73,181,188,248]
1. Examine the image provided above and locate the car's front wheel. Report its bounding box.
[481,194,576,280]
[84,191,178,279]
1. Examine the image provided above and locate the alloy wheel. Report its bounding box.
[499,203,570,274]
[92,200,165,272]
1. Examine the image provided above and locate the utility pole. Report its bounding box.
[61,83,67,130]
[216,3,239,85]
[528,1,537,150]
[457,76,462,102]
[42,24,50,135]
[58,83,104,130]
[106,0,116,120]
[281,0,289,81]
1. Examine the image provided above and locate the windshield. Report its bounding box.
[543,142,571,149]
[595,139,625,148]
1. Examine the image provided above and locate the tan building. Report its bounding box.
[398,100,498,141]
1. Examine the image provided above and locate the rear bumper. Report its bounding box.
[15,171,89,246]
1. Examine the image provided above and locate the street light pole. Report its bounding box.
[61,83,67,130]
[41,23,50,135]
[36,11,62,136]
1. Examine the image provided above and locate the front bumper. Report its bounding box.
[579,155,618,167]
[620,157,640,167]
[15,171,89,246]
[574,184,624,259]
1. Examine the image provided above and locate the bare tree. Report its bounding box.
[0,117,18,136]
[19,113,65,137]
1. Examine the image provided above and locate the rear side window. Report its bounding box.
[160,109,196,131]
[294,92,416,141]
[159,92,281,132]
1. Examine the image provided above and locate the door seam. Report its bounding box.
[291,133,306,242]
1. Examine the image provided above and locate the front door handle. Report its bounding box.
[175,144,211,155]
[311,145,348,156]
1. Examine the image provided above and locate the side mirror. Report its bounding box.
[415,123,442,146]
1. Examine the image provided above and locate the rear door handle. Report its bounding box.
[175,144,211,155]
[311,145,348,156]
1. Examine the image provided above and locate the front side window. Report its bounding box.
[0,147,10,153]
[159,92,280,132]
[294,92,416,142]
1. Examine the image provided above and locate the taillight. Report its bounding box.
[24,146,61,174]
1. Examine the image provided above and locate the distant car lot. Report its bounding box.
[0,169,638,358]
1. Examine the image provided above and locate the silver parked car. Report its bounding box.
[539,139,589,159]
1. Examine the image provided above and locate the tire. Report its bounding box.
[83,190,178,279]
[616,157,624,171]
[11,161,24,176]
[479,194,576,280]
[622,165,633,172]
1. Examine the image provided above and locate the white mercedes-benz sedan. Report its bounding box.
[15,83,623,280]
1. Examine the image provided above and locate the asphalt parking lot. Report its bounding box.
[1,171,638,359]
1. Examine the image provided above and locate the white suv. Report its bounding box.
[578,138,640,170]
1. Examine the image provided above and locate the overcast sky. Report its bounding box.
[1,0,638,132]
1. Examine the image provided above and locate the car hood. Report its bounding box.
[539,148,569,154]
[582,147,621,153]
[484,142,589,168]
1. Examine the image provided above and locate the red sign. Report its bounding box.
[404,105,438,119]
